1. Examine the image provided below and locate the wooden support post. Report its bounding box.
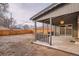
[49,17,52,45]
[47,23,49,43]
[42,21,44,42]
[43,21,44,35]
[65,26,66,36]
[54,25,56,36]
[35,21,37,41]
[78,15,79,38]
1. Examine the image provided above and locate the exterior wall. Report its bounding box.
[36,4,79,21]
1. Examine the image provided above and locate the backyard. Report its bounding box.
[0,34,76,56]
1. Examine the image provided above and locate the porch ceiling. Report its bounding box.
[38,12,79,26]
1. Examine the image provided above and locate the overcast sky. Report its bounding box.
[8,3,51,26]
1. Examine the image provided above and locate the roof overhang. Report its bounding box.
[30,3,63,20]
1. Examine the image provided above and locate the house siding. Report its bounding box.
[36,4,79,21]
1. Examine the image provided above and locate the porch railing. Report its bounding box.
[36,33,50,44]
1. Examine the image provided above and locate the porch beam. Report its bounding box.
[49,17,52,45]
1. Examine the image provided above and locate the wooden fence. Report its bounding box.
[0,29,33,36]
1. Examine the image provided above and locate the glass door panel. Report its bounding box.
[60,26,65,35]
[60,24,72,36]
[66,25,72,36]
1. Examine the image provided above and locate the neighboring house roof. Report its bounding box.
[30,3,63,20]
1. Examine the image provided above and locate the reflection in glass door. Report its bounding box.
[60,26,65,35]
[60,24,72,36]
[66,25,72,36]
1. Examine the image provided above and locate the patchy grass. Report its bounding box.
[0,34,76,56]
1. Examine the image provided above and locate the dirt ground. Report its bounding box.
[0,34,76,56]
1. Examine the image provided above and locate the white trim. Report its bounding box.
[30,3,61,20]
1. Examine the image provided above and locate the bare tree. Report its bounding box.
[0,3,16,29]
[0,3,9,27]
[0,3,8,17]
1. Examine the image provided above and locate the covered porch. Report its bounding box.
[35,12,79,44]
[34,12,79,55]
